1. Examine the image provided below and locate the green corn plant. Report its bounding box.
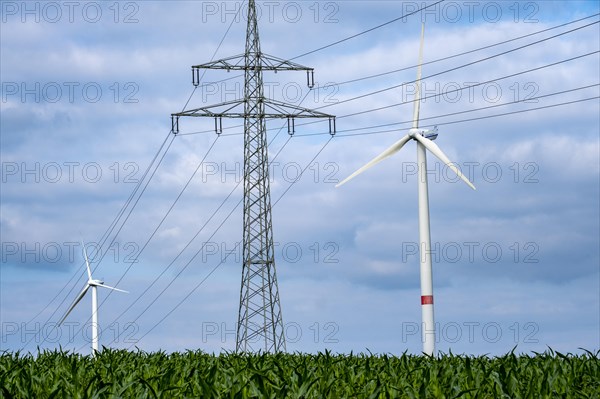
[0,349,598,398]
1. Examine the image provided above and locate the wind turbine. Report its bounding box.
[336,23,476,356]
[58,242,128,355]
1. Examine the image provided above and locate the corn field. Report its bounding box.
[0,349,598,398]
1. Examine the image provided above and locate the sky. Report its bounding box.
[1,0,599,356]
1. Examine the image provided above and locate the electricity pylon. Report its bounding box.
[172,0,335,352]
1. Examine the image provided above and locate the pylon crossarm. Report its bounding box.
[193,54,246,70]
[193,53,313,72]
[174,98,333,119]
[255,53,314,71]
[192,54,316,87]
[262,98,334,119]
[173,99,245,118]
[172,98,336,135]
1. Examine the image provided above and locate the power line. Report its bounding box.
[99,137,236,333]
[94,83,598,351]
[329,97,599,139]
[99,113,296,341]
[103,65,330,346]
[125,89,600,349]
[90,24,596,318]
[78,87,201,286]
[332,51,599,121]
[93,2,248,296]
[290,0,445,60]
[115,9,598,350]
[31,134,177,350]
[100,84,325,348]
[97,135,221,310]
[176,17,599,137]
[38,1,248,353]
[295,84,599,138]
[121,193,244,339]
[102,134,294,349]
[420,96,599,131]
[318,13,600,88]
[308,96,592,141]
[272,137,334,207]
[25,130,175,328]
[89,136,177,274]
[113,87,335,347]
[126,135,334,348]
[189,0,247,103]
[181,51,599,138]
[36,83,200,343]
[188,1,509,95]
[313,20,599,111]
[171,2,451,135]
[97,88,309,348]
[21,130,175,351]
[76,0,241,281]
[126,244,234,350]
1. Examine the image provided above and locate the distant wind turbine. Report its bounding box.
[336,23,476,356]
[58,242,128,356]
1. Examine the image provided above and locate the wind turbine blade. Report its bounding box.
[336,134,411,187]
[412,23,425,129]
[96,283,128,293]
[81,241,92,281]
[412,134,476,190]
[58,284,90,325]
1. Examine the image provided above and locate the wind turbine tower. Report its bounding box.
[336,24,476,356]
[172,0,335,352]
[58,242,128,356]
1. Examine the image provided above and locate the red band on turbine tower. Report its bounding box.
[421,295,434,305]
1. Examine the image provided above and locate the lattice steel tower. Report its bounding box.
[172,0,335,352]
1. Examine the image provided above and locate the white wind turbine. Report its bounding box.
[58,242,128,355]
[336,24,476,356]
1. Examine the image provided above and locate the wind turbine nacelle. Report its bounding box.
[89,279,104,286]
[409,127,438,141]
